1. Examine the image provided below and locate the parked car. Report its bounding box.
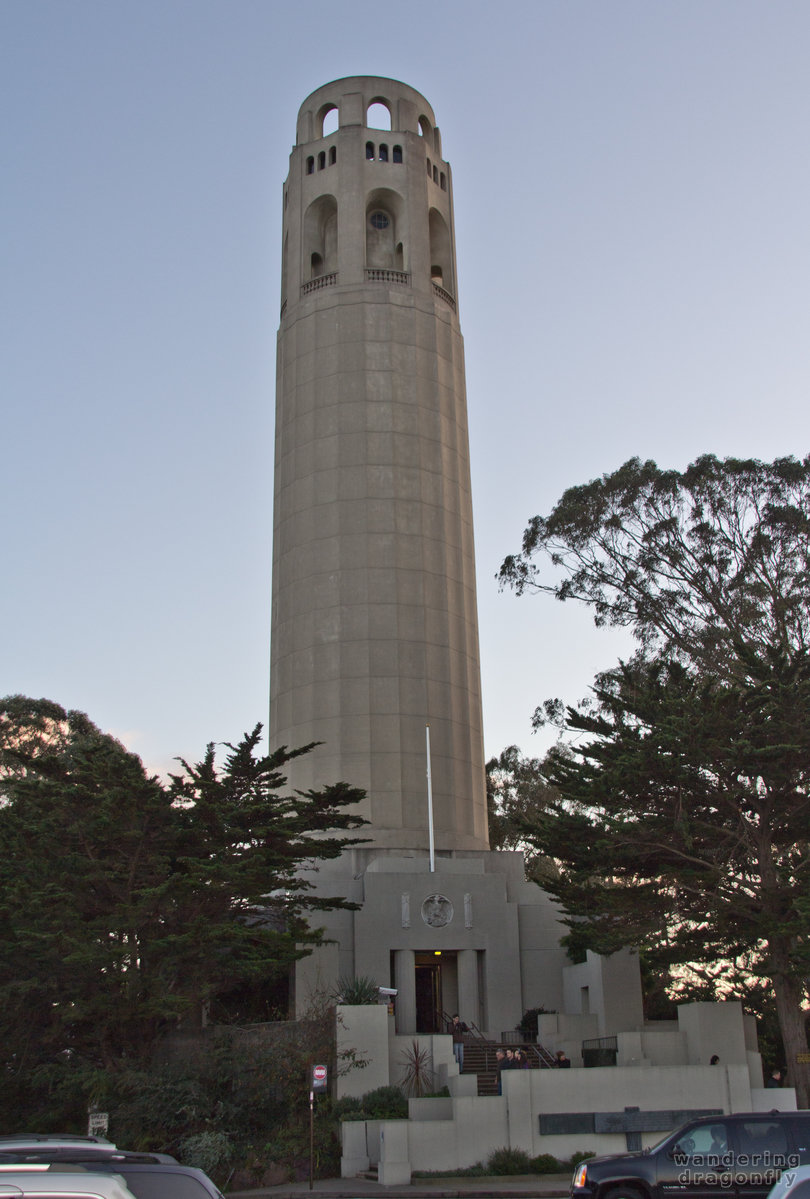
[0,1163,136,1199]
[767,1164,810,1199]
[0,1152,176,1168]
[0,1151,224,1199]
[61,1160,225,1199]
[571,1112,810,1199]
[0,1139,117,1154]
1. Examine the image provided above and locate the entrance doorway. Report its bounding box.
[414,951,460,1033]
[415,954,442,1033]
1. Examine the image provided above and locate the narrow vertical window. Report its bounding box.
[440,172,446,191]
[366,142,375,160]
[329,146,337,165]
[306,157,314,175]
[318,151,326,170]
[426,159,431,177]
[379,144,389,162]
[433,165,438,184]
[392,145,402,163]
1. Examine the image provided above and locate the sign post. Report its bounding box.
[309,1064,327,1190]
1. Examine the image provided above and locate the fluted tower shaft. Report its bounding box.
[270,77,488,853]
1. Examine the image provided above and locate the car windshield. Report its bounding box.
[645,1130,680,1155]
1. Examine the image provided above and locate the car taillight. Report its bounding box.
[573,1163,588,1189]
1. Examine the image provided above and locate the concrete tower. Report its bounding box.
[271,76,487,854]
[271,78,567,1035]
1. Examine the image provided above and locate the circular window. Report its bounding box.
[369,211,390,230]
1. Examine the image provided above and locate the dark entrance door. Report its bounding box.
[415,956,443,1033]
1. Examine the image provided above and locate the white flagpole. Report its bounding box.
[426,724,435,873]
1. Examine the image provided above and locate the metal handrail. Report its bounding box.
[440,1010,486,1042]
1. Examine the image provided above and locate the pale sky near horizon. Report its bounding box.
[3,1,809,778]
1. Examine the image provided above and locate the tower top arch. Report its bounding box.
[296,76,440,153]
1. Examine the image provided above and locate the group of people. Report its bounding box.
[495,1047,530,1073]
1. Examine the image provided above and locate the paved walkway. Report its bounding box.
[228,1172,570,1198]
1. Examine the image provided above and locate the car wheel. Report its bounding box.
[604,1186,645,1199]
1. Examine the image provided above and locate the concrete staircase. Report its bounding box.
[461,1040,556,1096]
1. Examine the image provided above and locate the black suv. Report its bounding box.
[572,1113,810,1199]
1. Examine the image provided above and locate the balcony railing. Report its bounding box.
[365,268,411,286]
[432,281,456,311]
[301,272,338,296]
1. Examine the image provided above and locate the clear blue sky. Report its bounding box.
[3,0,809,775]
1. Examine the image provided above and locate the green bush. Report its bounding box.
[330,1094,363,1120]
[332,1085,408,1122]
[360,1085,409,1118]
[487,1146,532,1175]
[516,1006,553,1038]
[529,1153,561,1174]
[412,1164,488,1178]
[177,1132,234,1181]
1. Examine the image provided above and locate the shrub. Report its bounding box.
[330,1094,363,1121]
[332,1085,408,1121]
[360,1084,409,1118]
[487,1146,532,1175]
[529,1153,560,1174]
[516,1006,553,1039]
[177,1132,234,1182]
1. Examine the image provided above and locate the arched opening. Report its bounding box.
[429,208,452,293]
[365,188,407,271]
[367,99,392,130]
[426,159,431,177]
[365,141,375,160]
[440,172,446,191]
[367,208,393,268]
[303,195,338,279]
[320,105,339,137]
[318,151,326,170]
[418,115,432,139]
[379,144,389,162]
[306,157,314,175]
[433,165,438,184]
[329,146,337,165]
[392,145,402,163]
